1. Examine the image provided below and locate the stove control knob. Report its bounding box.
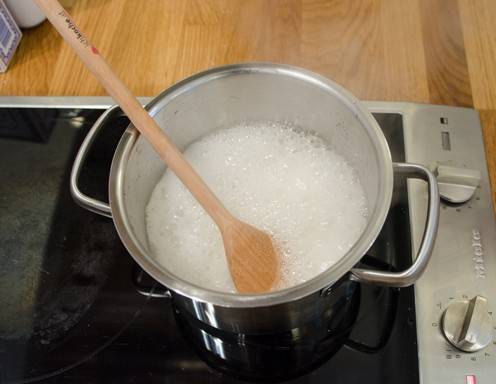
[436,165,481,203]
[441,295,492,352]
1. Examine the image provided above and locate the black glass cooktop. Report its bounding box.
[0,107,418,383]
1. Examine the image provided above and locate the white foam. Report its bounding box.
[146,121,368,293]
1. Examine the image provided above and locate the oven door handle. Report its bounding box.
[70,106,122,218]
[351,162,440,287]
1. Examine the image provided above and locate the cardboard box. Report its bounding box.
[0,0,22,73]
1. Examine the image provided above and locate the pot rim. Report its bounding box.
[109,63,393,308]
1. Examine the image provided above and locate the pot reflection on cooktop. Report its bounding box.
[169,270,399,382]
[0,108,418,384]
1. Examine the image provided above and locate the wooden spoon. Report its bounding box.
[34,0,279,293]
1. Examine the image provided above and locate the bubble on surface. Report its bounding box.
[146,121,368,293]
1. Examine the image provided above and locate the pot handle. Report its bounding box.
[70,106,122,218]
[133,267,172,299]
[350,162,440,287]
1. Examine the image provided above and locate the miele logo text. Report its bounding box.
[472,229,486,278]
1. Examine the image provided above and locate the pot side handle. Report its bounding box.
[70,106,122,218]
[350,162,440,287]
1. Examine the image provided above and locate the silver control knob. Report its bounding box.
[441,295,492,352]
[436,165,481,203]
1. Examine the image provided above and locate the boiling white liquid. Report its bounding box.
[146,122,368,293]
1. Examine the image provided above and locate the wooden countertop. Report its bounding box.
[1,0,495,206]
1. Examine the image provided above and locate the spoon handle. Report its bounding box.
[34,0,232,228]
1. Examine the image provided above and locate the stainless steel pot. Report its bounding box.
[71,63,439,334]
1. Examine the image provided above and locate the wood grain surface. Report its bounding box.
[419,0,472,107]
[3,0,495,107]
[0,0,495,206]
[459,0,496,110]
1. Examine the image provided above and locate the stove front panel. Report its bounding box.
[367,102,496,384]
